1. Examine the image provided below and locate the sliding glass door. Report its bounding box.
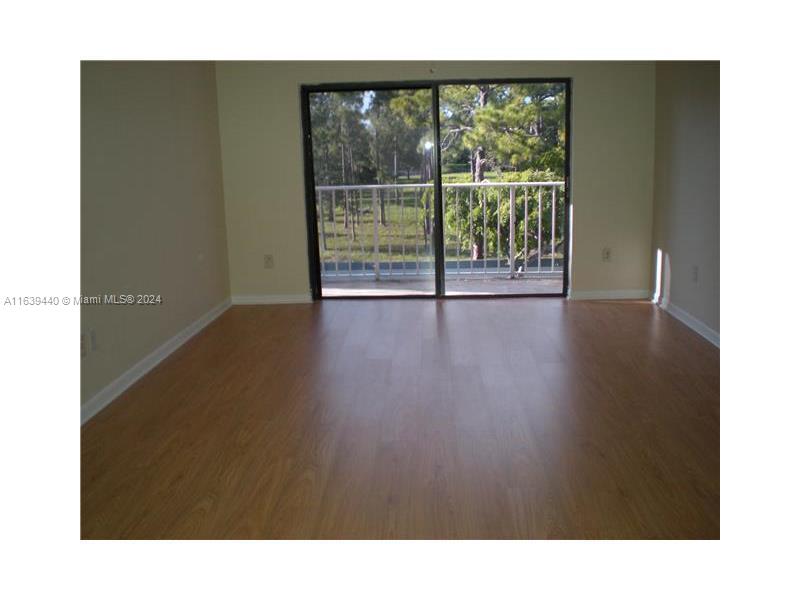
[301,79,570,299]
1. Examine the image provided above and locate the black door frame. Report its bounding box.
[300,77,572,300]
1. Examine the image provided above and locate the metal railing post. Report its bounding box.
[551,185,557,272]
[372,188,380,280]
[509,187,515,275]
[496,189,501,275]
[400,187,406,277]
[455,188,461,275]
[482,190,488,278]
[346,191,352,278]
[537,186,542,273]
[415,187,420,275]
[332,190,338,276]
[387,189,393,278]
[468,188,474,274]
[318,190,327,251]
[523,188,528,274]
[358,190,366,276]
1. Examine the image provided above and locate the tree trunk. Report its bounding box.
[348,147,355,183]
[474,146,485,182]
[470,86,491,255]
[340,140,346,181]
[328,143,344,222]
[473,195,486,260]
[473,86,490,184]
[422,194,433,252]
[393,139,398,182]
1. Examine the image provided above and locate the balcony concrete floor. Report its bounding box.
[321,275,564,296]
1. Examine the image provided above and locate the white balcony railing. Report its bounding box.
[315,181,565,280]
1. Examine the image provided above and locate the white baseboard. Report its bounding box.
[568,289,650,301]
[660,301,720,348]
[80,298,232,425]
[231,294,312,305]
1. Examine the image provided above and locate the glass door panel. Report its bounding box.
[308,88,437,297]
[438,82,568,295]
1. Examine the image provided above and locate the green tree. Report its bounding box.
[439,83,566,261]
[440,83,565,180]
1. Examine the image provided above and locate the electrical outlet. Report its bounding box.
[264,254,274,269]
[602,247,611,262]
[691,265,699,284]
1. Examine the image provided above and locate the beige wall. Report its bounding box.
[215,61,656,298]
[81,61,230,405]
[652,62,720,332]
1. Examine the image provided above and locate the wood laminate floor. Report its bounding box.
[81,299,720,539]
